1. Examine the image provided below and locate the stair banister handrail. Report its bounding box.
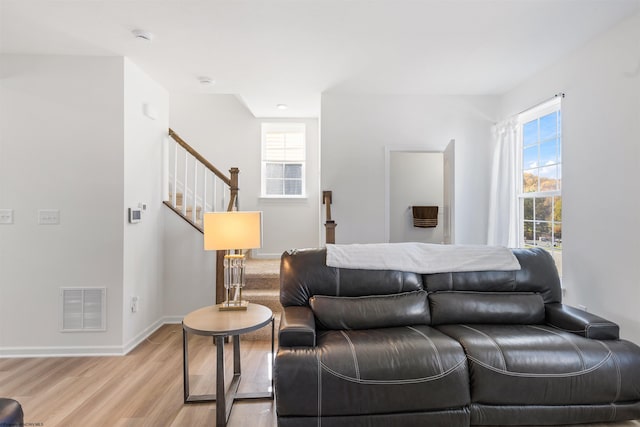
[168,128,232,187]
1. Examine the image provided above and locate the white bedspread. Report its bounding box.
[326,242,520,273]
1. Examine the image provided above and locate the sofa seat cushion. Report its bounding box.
[275,325,469,417]
[437,324,640,406]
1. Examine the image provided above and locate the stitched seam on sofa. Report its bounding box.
[316,352,322,423]
[528,325,586,370]
[406,326,444,374]
[313,291,423,300]
[436,291,536,296]
[546,323,588,336]
[609,403,617,422]
[460,325,507,371]
[336,268,341,297]
[318,357,467,384]
[599,341,621,402]
[467,351,613,377]
[340,330,361,380]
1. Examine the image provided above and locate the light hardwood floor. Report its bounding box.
[0,324,275,427]
[1,324,638,427]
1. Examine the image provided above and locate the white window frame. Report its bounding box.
[260,122,307,198]
[517,98,562,273]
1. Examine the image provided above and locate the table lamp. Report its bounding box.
[203,211,263,311]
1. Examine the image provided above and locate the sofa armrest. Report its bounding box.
[545,303,619,340]
[278,306,316,347]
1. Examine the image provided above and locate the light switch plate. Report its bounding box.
[0,209,13,224]
[38,209,60,225]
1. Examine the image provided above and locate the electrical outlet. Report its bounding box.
[131,296,139,313]
[38,209,60,225]
[0,209,13,224]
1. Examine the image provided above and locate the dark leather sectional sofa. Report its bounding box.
[274,247,640,426]
[0,398,23,426]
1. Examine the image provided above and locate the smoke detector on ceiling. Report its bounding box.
[132,29,154,42]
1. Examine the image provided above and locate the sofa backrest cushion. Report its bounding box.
[280,248,423,307]
[310,290,430,330]
[423,247,561,304]
[429,292,545,325]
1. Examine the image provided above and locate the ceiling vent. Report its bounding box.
[60,288,106,332]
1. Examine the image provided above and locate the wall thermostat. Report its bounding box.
[128,208,142,223]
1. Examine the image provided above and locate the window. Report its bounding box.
[518,99,562,274]
[261,123,306,197]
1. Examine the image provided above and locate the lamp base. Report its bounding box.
[218,300,249,311]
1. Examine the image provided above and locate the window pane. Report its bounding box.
[266,163,283,178]
[539,112,557,140]
[554,196,562,222]
[523,198,533,221]
[266,179,283,195]
[539,138,558,166]
[535,197,553,221]
[523,170,538,193]
[284,163,302,178]
[553,222,562,246]
[284,179,302,195]
[535,221,551,246]
[523,145,538,169]
[523,120,538,146]
[539,165,558,191]
[523,221,534,243]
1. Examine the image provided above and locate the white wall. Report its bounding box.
[0,55,125,353]
[389,152,444,243]
[162,208,217,318]
[169,94,320,257]
[122,59,170,349]
[321,94,498,245]
[499,13,640,343]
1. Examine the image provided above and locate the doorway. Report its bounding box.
[385,140,455,244]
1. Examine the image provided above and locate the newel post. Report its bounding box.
[323,191,337,244]
[227,167,239,212]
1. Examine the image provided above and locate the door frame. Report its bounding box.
[384,140,455,243]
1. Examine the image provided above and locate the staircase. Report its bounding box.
[164,128,281,341]
[242,258,282,340]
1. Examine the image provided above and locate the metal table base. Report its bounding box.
[183,318,275,426]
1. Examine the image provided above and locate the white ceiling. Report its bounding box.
[1,0,638,118]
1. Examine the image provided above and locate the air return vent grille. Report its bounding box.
[60,288,106,332]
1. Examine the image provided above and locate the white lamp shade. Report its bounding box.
[203,211,263,251]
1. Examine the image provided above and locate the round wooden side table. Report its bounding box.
[182,303,274,427]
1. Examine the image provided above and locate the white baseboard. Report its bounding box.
[122,317,166,355]
[0,316,184,358]
[0,345,125,358]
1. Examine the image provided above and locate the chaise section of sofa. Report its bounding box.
[274,246,640,427]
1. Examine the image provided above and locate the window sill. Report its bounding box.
[259,195,308,200]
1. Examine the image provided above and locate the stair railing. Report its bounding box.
[164,129,239,230]
[323,190,337,244]
[164,128,239,303]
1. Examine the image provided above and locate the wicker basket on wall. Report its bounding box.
[412,206,438,228]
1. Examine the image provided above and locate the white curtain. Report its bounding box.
[487,118,519,247]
